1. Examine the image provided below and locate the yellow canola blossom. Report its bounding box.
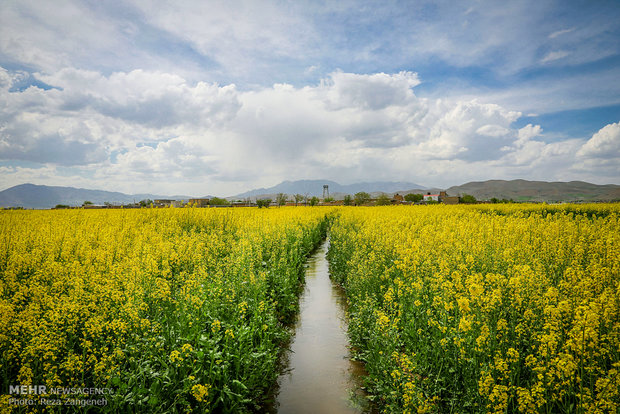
[0,206,333,412]
[328,203,620,413]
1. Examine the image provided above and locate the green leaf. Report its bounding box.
[232,380,248,391]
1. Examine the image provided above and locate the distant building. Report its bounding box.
[154,199,184,208]
[154,199,174,207]
[424,191,459,204]
[392,193,404,203]
[442,195,459,205]
[232,200,253,207]
[424,192,440,202]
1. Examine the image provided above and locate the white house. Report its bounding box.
[424,193,440,201]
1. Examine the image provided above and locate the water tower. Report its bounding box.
[323,185,329,200]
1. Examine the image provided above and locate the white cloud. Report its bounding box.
[305,65,319,75]
[514,124,543,148]
[37,69,241,128]
[549,28,575,39]
[128,0,317,80]
[577,122,620,159]
[323,71,421,110]
[517,124,542,141]
[1,66,618,194]
[0,67,243,170]
[476,124,511,137]
[541,50,570,63]
[0,67,14,89]
[421,101,521,160]
[0,0,141,72]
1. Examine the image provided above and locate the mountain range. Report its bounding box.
[446,179,620,203]
[0,183,198,209]
[232,180,427,199]
[0,179,619,209]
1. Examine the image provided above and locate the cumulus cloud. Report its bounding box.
[421,101,521,161]
[517,124,543,144]
[37,69,241,128]
[110,137,217,179]
[0,66,616,193]
[0,67,241,169]
[476,124,511,137]
[577,122,620,159]
[323,71,420,110]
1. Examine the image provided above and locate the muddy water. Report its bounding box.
[276,239,367,414]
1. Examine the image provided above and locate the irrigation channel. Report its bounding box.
[276,239,369,413]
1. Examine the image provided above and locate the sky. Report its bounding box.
[1,0,619,197]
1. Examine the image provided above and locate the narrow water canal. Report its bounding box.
[276,239,366,413]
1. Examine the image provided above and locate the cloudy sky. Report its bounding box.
[1,0,619,196]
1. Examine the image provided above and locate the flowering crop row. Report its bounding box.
[328,204,620,413]
[0,207,332,412]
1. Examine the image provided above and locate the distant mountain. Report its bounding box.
[232,180,427,199]
[0,183,199,209]
[3,179,617,209]
[446,180,620,202]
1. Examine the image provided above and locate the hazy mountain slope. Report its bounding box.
[3,179,618,208]
[0,184,196,209]
[447,180,620,202]
[233,180,427,199]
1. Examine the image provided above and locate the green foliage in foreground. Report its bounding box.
[1,208,333,413]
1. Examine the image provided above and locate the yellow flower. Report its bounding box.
[191,384,211,402]
[211,319,221,333]
[169,350,182,363]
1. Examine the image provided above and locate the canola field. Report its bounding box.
[1,204,619,413]
[328,204,620,413]
[0,207,331,412]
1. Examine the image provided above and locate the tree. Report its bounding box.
[343,195,353,206]
[309,196,319,206]
[256,199,272,208]
[209,197,230,206]
[376,194,391,206]
[82,200,93,206]
[459,194,477,204]
[323,197,334,203]
[294,194,304,206]
[404,193,423,203]
[354,192,371,206]
[276,193,288,207]
[139,199,153,207]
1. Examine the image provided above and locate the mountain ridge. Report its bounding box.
[446,179,620,202]
[232,179,427,198]
[1,179,619,209]
[0,183,199,209]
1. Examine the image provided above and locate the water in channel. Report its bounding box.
[276,239,367,414]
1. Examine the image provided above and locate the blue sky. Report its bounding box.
[0,0,619,196]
